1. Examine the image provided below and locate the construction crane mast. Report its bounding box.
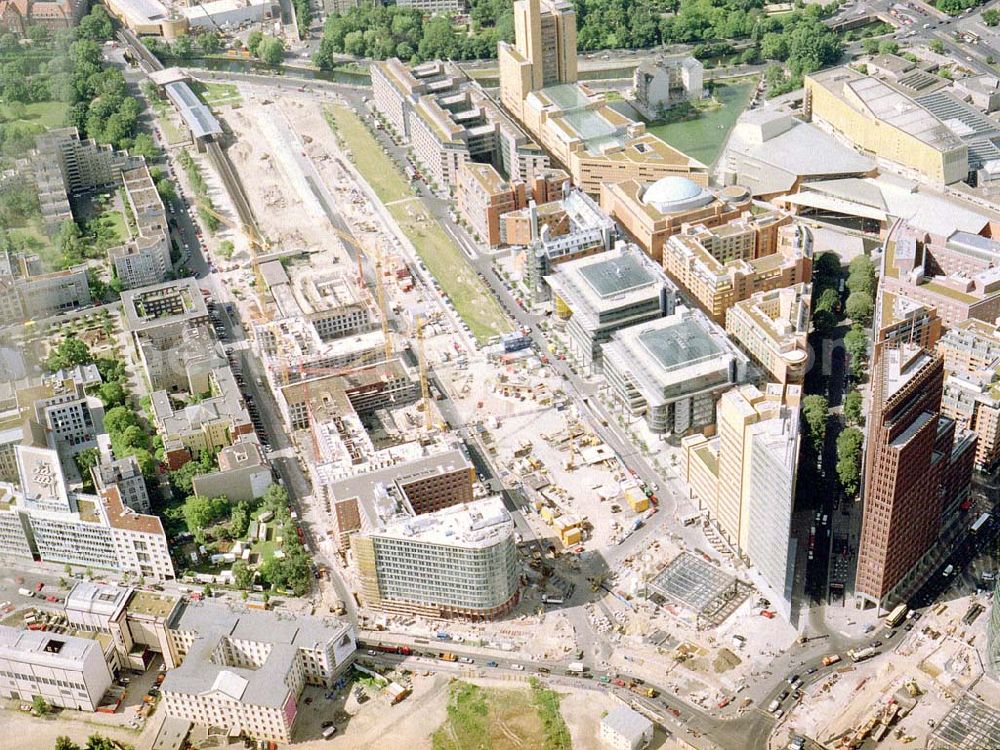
[416,316,432,432]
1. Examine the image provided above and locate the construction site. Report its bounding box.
[776,592,999,750]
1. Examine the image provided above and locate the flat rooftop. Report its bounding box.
[373,497,513,549]
[639,317,723,371]
[579,255,654,299]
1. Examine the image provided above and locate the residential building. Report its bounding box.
[458,162,528,246]
[92,452,151,514]
[602,307,749,435]
[371,58,548,190]
[150,366,254,469]
[23,372,104,452]
[600,178,753,263]
[121,278,215,392]
[161,601,356,743]
[396,0,465,13]
[109,166,171,290]
[725,283,812,384]
[545,245,676,372]
[681,383,802,621]
[0,0,83,34]
[498,0,707,194]
[662,215,811,324]
[880,221,1000,330]
[937,319,1000,471]
[631,55,703,119]
[855,343,977,611]
[724,109,876,198]
[0,626,113,711]
[36,128,143,196]
[191,434,272,502]
[599,705,654,750]
[804,67,969,185]
[0,251,91,325]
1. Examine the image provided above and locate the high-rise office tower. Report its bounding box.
[501,0,577,120]
[855,343,976,610]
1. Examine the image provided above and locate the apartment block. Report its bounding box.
[372,57,548,190]
[855,344,977,610]
[109,165,171,290]
[681,383,802,621]
[457,162,530,247]
[23,371,104,451]
[600,178,752,264]
[150,366,254,468]
[545,245,676,372]
[35,127,143,196]
[0,251,91,325]
[937,319,1000,471]
[122,278,214,391]
[92,452,151,514]
[191,434,272,502]
[881,222,1000,329]
[662,216,811,324]
[603,307,749,436]
[0,626,113,711]
[162,602,355,743]
[726,283,812,384]
[631,55,704,119]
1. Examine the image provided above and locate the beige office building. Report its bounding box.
[725,283,812,384]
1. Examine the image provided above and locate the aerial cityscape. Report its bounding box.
[0,0,998,748]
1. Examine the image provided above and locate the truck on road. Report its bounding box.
[439,652,458,662]
[847,647,878,662]
[885,604,909,628]
[821,654,842,667]
[567,662,586,674]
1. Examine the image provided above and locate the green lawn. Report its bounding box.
[192,81,242,109]
[431,681,569,750]
[0,100,69,130]
[326,106,511,342]
[646,78,756,167]
[325,106,412,204]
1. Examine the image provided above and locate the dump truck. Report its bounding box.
[822,654,842,667]
[439,652,458,662]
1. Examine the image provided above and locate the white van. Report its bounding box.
[943,564,954,577]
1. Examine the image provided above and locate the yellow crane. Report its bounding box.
[416,315,433,432]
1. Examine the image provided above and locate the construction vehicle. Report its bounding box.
[847,647,878,662]
[439,652,458,662]
[630,684,658,699]
[822,654,842,667]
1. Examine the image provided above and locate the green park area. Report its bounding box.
[432,680,571,750]
[191,81,242,109]
[326,106,511,342]
[647,78,756,167]
[0,101,69,130]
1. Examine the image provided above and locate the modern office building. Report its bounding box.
[937,319,1000,471]
[109,166,171,290]
[681,383,802,621]
[371,58,549,190]
[881,221,1000,329]
[725,283,812,384]
[602,307,749,435]
[498,0,707,194]
[877,291,942,350]
[631,55,704,119]
[162,601,356,744]
[546,245,675,372]
[23,371,104,453]
[662,215,811,324]
[352,497,519,620]
[855,343,977,611]
[1,441,175,581]
[64,581,182,670]
[600,178,753,264]
[804,67,969,185]
[0,625,113,711]
[150,366,254,469]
